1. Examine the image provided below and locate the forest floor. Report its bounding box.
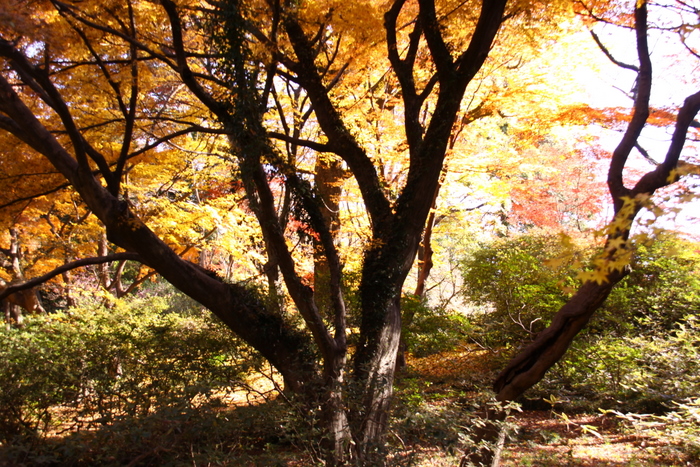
[397,410,692,467]
[398,347,697,467]
[500,410,687,466]
[502,410,686,466]
[4,345,696,466]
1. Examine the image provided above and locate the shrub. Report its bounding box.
[461,234,582,349]
[401,294,471,358]
[0,293,259,443]
[461,232,700,405]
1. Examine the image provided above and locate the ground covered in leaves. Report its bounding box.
[2,345,697,466]
[399,348,699,467]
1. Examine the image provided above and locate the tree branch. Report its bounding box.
[0,253,142,301]
[417,0,453,81]
[246,154,339,364]
[385,0,425,155]
[160,0,231,122]
[393,0,507,243]
[268,131,332,153]
[287,171,347,353]
[607,1,652,210]
[283,14,392,230]
[634,89,700,193]
[454,0,508,82]
[589,29,639,72]
[0,183,71,210]
[114,0,140,193]
[0,38,96,177]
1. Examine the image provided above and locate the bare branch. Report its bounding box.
[0,253,143,301]
[160,0,231,121]
[634,142,658,166]
[634,89,700,193]
[284,14,392,230]
[385,0,425,153]
[589,29,639,72]
[0,183,71,210]
[607,1,652,209]
[268,131,332,153]
[417,0,453,81]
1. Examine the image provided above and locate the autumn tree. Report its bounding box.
[493,0,700,402]
[0,0,541,462]
[2,0,697,465]
[460,0,700,464]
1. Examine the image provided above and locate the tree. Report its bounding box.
[1,1,697,466]
[457,1,700,463]
[0,0,536,463]
[493,0,700,403]
[461,230,700,412]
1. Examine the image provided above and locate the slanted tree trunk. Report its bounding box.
[462,3,700,464]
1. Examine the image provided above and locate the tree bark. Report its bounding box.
[314,156,344,320]
[494,273,623,401]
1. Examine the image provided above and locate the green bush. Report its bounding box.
[552,316,700,410]
[461,234,581,348]
[601,235,700,335]
[0,293,259,442]
[401,294,471,358]
[461,232,700,405]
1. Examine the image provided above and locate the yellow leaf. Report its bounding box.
[606,237,626,251]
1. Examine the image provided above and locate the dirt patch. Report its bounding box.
[501,410,692,466]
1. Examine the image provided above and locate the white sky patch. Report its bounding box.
[573,10,700,237]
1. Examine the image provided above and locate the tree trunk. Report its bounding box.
[460,271,627,466]
[414,210,436,299]
[353,227,417,463]
[356,295,403,463]
[97,234,110,290]
[323,372,353,465]
[314,156,343,321]
[3,301,22,328]
[494,275,623,401]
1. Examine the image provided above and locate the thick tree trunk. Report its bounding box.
[323,373,353,465]
[352,226,418,462]
[357,295,403,462]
